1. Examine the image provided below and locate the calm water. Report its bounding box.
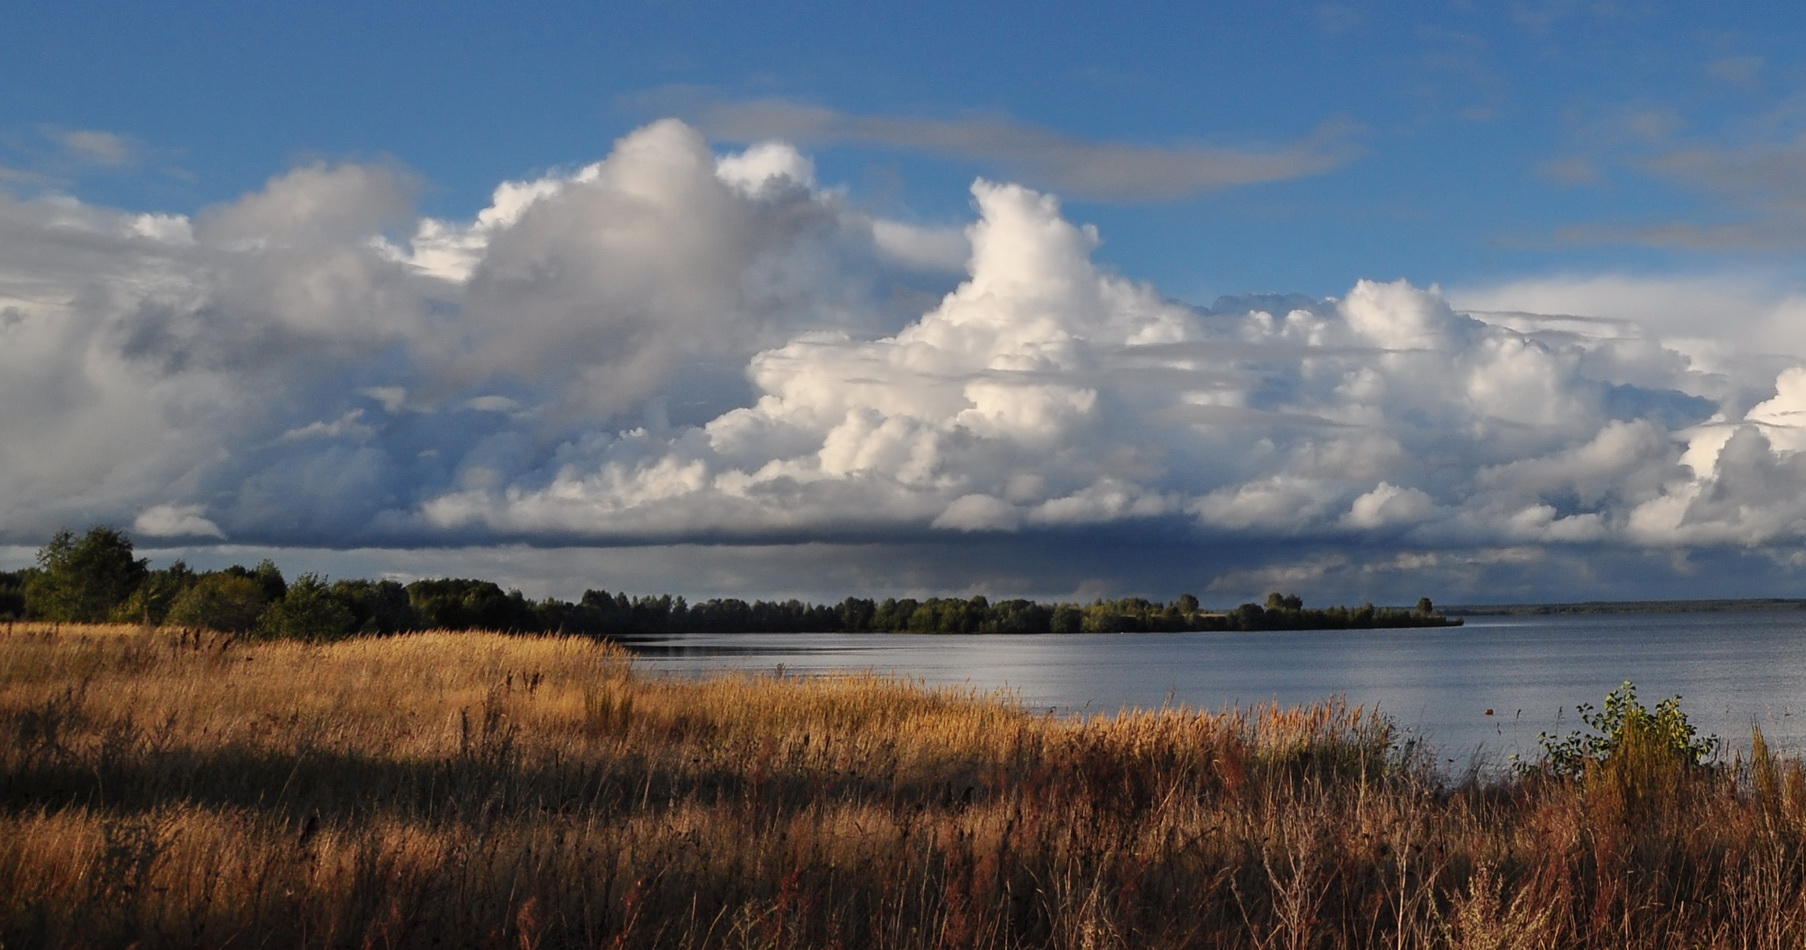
[617,611,1806,763]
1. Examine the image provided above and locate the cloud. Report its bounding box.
[1708,54,1765,88]
[13,119,1806,600]
[1537,156,1602,186]
[1449,273,1806,383]
[0,164,50,185]
[199,161,415,245]
[411,170,1762,565]
[0,120,961,547]
[684,98,1362,202]
[1342,483,1436,530]
[1550,127,1806,250]
[49,129,136,167]
[133,504,224,539]
[1640,135,1806,212]
[0,128,157,192]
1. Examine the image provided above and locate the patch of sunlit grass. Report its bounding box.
[6,622,1806,948]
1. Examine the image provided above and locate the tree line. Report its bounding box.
[0,526,1459,639]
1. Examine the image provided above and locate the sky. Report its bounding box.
[7,1,1806,605]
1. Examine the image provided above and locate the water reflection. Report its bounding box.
[616,611,1806,762]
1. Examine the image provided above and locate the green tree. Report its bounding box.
[988,599,1052,633]
[836,597,877,632]
[25,527,148,622]
[220,560,288,603]
[873,598,919,632]
[1049,604,1085,633]
[258,573,355,641]
[166,573,269,633]
[115,561,197,625]
[407,578,534,630]
[331,578,417,634]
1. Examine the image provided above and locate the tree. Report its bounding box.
[331,578,418,634]
[221,560,287,603]
[115,561,198,625]
[258,573,355,641]
[1416,597,1435,616]
[873,598,919,632]
[836,597,877,633]
[407,578,534,630]
[1050,605,1085,633]
[1231,603,1268,629]
[25,527,148,622]
[166,572,268,633]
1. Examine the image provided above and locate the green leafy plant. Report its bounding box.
[256,573,354,641]
[166,573,268,633]
[25,526,148,623]
[1534,680,1717,777]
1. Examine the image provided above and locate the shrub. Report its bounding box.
[1535,680,1717,777]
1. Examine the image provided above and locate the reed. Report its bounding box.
[4,621,1805,948]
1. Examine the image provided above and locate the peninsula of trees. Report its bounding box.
[0,526,1459,638]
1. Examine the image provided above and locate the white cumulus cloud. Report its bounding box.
[133,504,224,539]
[10,119,1806,600]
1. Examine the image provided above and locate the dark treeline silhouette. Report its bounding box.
[1,526,1459,638]
[0,569,23,620]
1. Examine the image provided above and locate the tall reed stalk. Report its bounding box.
[3,621,1804,948]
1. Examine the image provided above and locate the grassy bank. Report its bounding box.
[4,623,1805,948]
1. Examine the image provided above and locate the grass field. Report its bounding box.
[5,622,1806,948]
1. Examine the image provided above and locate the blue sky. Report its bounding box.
[7,2,1806,604]
[15,2,1806,295]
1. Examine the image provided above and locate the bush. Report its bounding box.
[1535,680,1717,778]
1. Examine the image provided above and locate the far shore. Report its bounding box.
[1451,597,1806,616]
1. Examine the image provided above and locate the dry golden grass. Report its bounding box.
[5,621,1806,948]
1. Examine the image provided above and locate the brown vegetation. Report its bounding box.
[3,622,1805,948]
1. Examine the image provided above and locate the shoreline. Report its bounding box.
[1451,597,1806,616]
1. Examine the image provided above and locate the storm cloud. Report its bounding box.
[6,119,1806,601]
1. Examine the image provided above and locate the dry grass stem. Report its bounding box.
[3,622,1803,948]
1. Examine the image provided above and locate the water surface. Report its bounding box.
[618,611,1806,762]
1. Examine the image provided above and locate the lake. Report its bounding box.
[617,610,1806,764]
